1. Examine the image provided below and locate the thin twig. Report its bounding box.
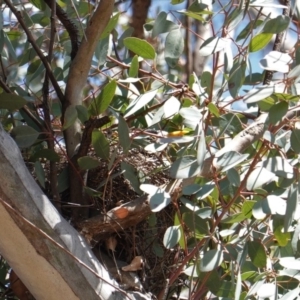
[3,0,64,103]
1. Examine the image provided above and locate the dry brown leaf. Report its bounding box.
[122,256,144,272]
[106,236,117,252]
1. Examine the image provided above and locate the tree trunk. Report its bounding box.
[0,123,150,300]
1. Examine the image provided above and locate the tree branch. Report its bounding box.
[3,0,64,103]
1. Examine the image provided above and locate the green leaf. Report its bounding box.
[95,36,109,67]
[284,184,298,232]
[247,240,267,268]
[34,161,45,188]
[118,115,131,153]
[260,51,292,73]
[76,105,89,123]
[237,20,263,41]
[228,59,246,98]
[124,89,157,118]
[121,162,142,194]
[207,102,220,117]
[152,12,178,37]
[31,148,60,162]
[100,13,120,40]
[58,167,69,193]
[179,106,202,129]
[200,249,224,272]
[140,184,171,212]
[0,93,27,110]
[242,200,255,218]
[269,101,288,125]
[29,0,46,10]
[273,216,290,247]
[11,125,39,148]
[78,156,100,170]
[252,195,286,219]
[291,129,300,153]
[171,0,185,4]
[244,85,276,103]
[151,96,180,125]
[199,37,229,56]
[249,33,273,52]
[123,37,156,59]
[246,167,276,190]
[194,183,215,200]
[129,55,139,78]
[214,151,249,172]
[221,212,247,224]
[62,105,78,130]
[263,15,290,34]
[170,156,201,179]
[90,80,117,116]
[165,28,184,68]
[262,156,294,179]
[92,131,110,160]
[183,212,208,238]
[163,225,181,249]
[227,168,240,187]
[197,130,206,167]
[279,257,300,270]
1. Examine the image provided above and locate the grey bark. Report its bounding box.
[0,123,150,300]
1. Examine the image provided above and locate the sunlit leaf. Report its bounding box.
[262,156,294,179]
[284,184,298,232]
[200,249,224,272]
[199,37,229,56]
[129,55,139,78]
[165,28,184,68]
[124,89,158,118]
[124,37,156,59]
[163,225,181,249]
[252,195,286,219]
[257,283,276,298]
[140,184,171,212]
[170,156,201,179]
[279,257,300,269]
[260,51,292,73]
[151,96,180,125]
[246,167,276,190]
[214,151,249,172]
[197,130,206,167]
[249,33,273,52]
[100,13,120,39]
